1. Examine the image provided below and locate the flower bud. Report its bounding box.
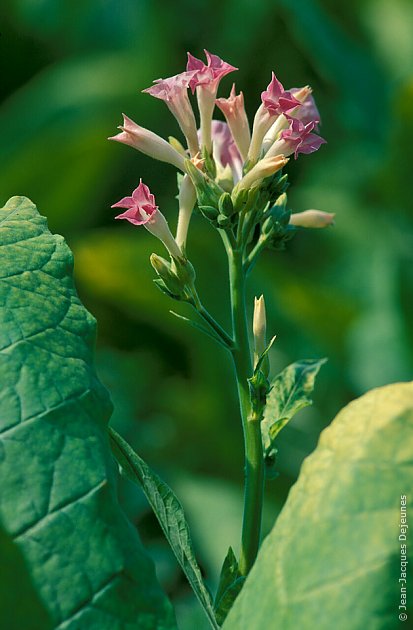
[176,175,197,248]
[289,210,335,228]
[216,84,251,160]
[168,136,187,156]
[218,192,235,217]
[253,295,267,369]
[150,254,185,297]
[171,256,196,287]
[234,155,288,193]
[185,158,223,207]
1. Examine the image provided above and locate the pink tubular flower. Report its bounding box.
[109,114,186,172]
[113,180,182,258]
[216,84,251,160]
[266,117,326,160]
[143,72,200,157]
[261,73,300,116]
[262,85,315,152]
[186,50,237,153]
[248,72,301,163]
[187,50,237,92]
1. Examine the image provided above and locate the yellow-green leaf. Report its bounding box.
[224,381,413,630]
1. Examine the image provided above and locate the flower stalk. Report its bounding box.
[226,245,265,575]
[109,49,329,602]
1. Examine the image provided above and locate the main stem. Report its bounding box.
[228,247,265,576]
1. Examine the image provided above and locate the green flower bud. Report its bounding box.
[217,214,231,227]
[185,159,222,208]
[150,254,185,297]
[171,256,196,286]
[218,192,235,217]
[198,205,219,222]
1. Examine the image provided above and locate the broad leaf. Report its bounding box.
[109,428,219,630]
[262,358,326,462]
[224,381,413,630]
[0,197,176,629]
[214,548,245,626]
[0,524,52,629]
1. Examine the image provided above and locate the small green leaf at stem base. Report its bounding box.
[214,547,246,626]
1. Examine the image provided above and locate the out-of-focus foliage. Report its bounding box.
[2,1,412,626]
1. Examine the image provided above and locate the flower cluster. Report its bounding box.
[109,50,333,283]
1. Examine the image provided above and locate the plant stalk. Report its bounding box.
[228,247,265,576]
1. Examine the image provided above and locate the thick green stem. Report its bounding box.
[228,248,265,576]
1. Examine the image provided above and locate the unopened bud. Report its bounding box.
[176,175,197,248]
[273,193,287,212]
[169,136,187,156]
[289,210,335,228]
[218,192,235,217]
[150,254,185,297]
[185,159,222,207]
[253,295,267,368]
[234,155,288,193]
[199,205,219,222]
[171,256,196,286]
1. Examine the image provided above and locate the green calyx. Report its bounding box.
[150,253,196,301]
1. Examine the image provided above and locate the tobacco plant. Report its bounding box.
[0,49,411,630]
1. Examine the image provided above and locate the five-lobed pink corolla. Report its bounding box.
[186,50,238,93]
[261,72,300,117]
[113,180,182,258]
[112,179,158,225]
[266,117,326,160]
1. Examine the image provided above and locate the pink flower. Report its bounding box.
[186,50,237,153]
[247,72,301,163]
[280,118,326,158]
[266,117,326,160]
[109,114,186,172]
[143,72,199,156]
[186,50,237,93]
[113,180,182,258]
[262,86,319,153]
[290,87,321,128]
[216,84,251,160]
[261,73,300,117]
[112,179,158,225]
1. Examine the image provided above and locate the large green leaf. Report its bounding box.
[224,381,413,629]
[109,428,219,630]
[0,197,176,629]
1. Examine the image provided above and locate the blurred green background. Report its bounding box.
[2,0,413,627]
